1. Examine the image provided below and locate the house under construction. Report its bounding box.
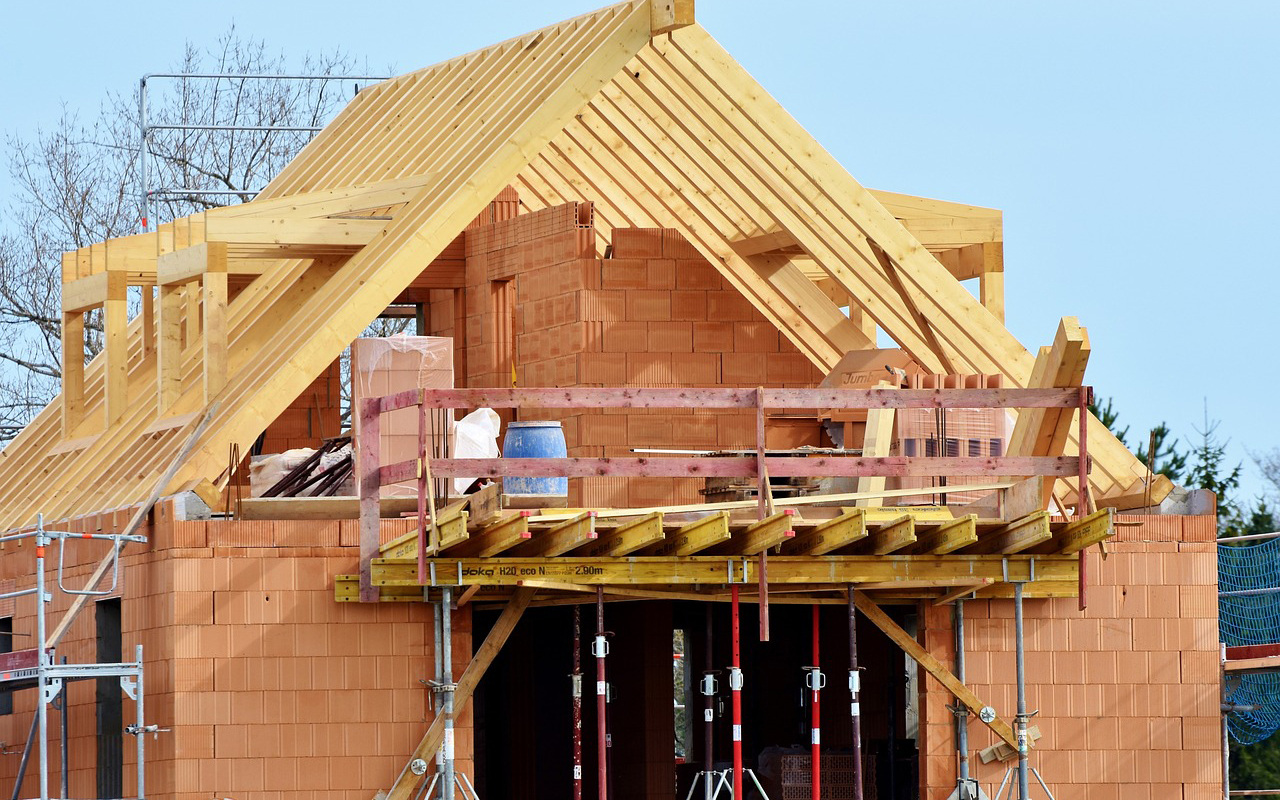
[0,3,1236,799]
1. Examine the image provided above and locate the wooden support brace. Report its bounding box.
[1029,508,1113,555]
[850,590,1019,749]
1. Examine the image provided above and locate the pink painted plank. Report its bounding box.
[411,456,1081,480]
[395,387,1083,411]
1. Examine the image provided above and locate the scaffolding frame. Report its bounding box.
[1,515,151,800]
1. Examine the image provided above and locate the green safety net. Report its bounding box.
[1220,536,1280,744]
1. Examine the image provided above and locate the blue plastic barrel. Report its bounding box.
[502,420,569,498]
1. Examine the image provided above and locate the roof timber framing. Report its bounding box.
[0,0,1165,529]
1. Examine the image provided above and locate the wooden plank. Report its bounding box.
[851,590,1018,749]
[382,508,469,559]
[780,510,866,555]
[643,511,731,556]
[415,455,1080,480]
[965,512,1052,555]
[855,382,895,507]
[204,216,386,248]
[373,554,1074,588]
[581,512,665,556]
[530,483,1016,522]
[912,515,978,555]
[708,510,794,555]
[1102,474,1175,512]
[851,515,916,555]
[727,227,797,257]
[507,511,597,557]
[384,588,535,800]
[406,387,1083,411]
[444,512,533,558]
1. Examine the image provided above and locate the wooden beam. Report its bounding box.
[375,555,1072,588]
[158,242,218,286]
[781,509,866,555]
[443,512,534,558]
[508,512,597,557]
[582,512,666,556]
[965,512,1052,555]
[1029,508,1113,555]
[933,580,995,605]
[203,216,386,249]
[728,227,798,257]
[851,515,916,555]
[708,511,795,555]
[644,512,731,555]
[61,272,108,313]
[61,312,84,436]
[912,515,978,555]
[851,590,1018,749]
[385,588,535,800]
[650,0,694,35]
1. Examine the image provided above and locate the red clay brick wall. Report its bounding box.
[0,509,469,800]
[259,358,343,454]
[424,197,826,508]
[917,514,1221,799]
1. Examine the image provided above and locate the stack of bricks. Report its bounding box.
[0,508,465,800]
[419,193,826,509]
[916,513,1221,799]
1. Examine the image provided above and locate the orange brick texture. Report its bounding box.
[420,194,826,508]
[917,514,1221,799]
[0,506,467,800]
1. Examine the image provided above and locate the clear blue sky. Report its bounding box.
[2,1,1275,507]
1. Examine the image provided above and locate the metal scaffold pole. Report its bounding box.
[596,587,609,800]
[808,606,823,800]
[703,604,715,800]
[848,587,863,800]
[1014,583,1030,800]
[573,605,583,800]
[730,586,743,800]
[35,521,49,800]
[442,587,455,800]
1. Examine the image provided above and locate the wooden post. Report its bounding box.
[61,312,84,436]
[103,270,129,426]
[755,388,771,641]
[158,285,183,411]
[359,398,382,603]
[855,381,895,508]
[202,241,228,401]
[141,285,155,357]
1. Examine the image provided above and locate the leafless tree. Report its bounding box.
[0,27,372,441]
